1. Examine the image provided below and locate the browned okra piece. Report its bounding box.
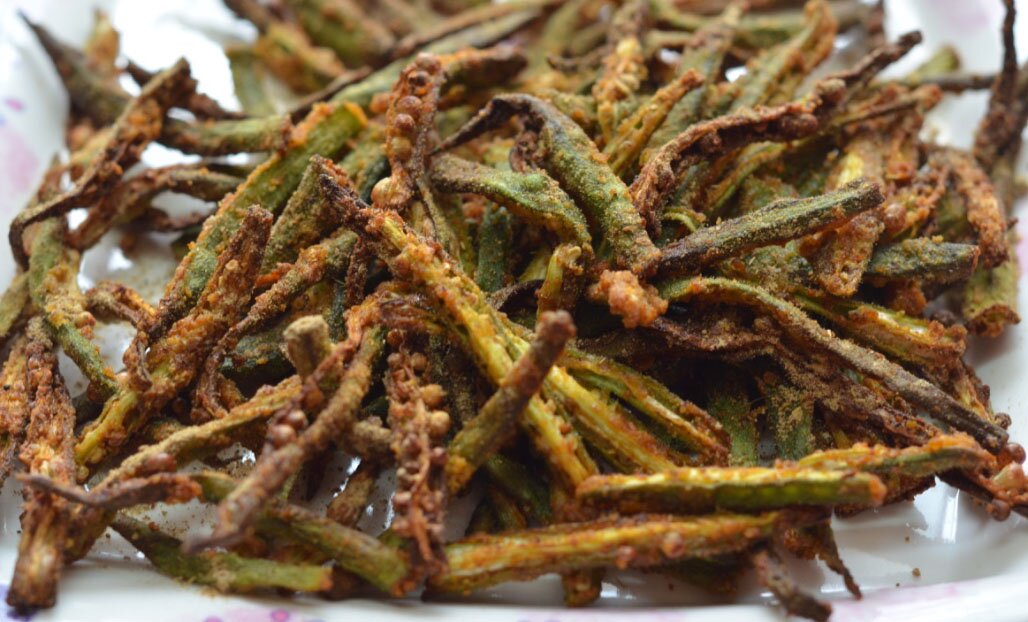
[630,78,847,230]
[7,320,76,612]
[934,148,1009,268]
[973,0,1020,170]
[752,547,832,622]
[8,58,195,268]
[429,511,823,593]
[437,94,659,275]
[658,277,1008,452]
[189,303,385,550]
[0,337,31,489]
[446,310,575,492]
[75,208,273,467]
[659,179,883,276]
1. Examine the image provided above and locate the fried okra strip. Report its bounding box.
[124,60,242,121]
[429,512,813,593]
[320,164,598,486]
[331,10,539,108]
[285,0,394,66]
[436,94,659,275]
[226,45,274,116]
[556,343,728,461]
[798,434,990,476]
[112,514,332,593]
[84,281,157,332]
[658,277,1009,451]
[76,207,272,467]
[446,311,575,492]
[144,101,366,340]
[159,115,294,156]
[193,229,356,418]
[960,236,1021,338]
[630,78,847,229]
[193,319,385,550]
[752,547,831,622]
[592,1,648,145]
[8,56,194,267]
[575,466,885,514]
[0,274,29,347]
[866,238,980,284]
[936,148,1009,268]
[65,376,301,562]
[0,337,30,489]
[474,204,513,292]
[20,472,201,510]
[973,0,1019,170]
[428,154,592,251]
[69,164,243,251]
[327,461,379,528]
[643,3,741,158]
[27,217,118,401]
[659,179,882,276]
[261,155,343,270]
[8,320,76,612]
[194,472,411,594]
[603,69,704,176]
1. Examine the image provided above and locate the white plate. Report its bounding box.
[1,1,1028,620]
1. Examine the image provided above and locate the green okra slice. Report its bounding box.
[723,245,968,372]
[8,321,76,612]
[428,154,593,252]
[705,369,759,466]
[659,179,883,276]
[447,311,575,492]
[112,514,332,593]
[76,208,273,467]
[0,273,29,348]
[474,203,514,293]
[28,218,118,401]
[430,511,809,593]
[866,238,980,284]
[484,454,554,525]
[194,472,410,594]
[261,155,343,270]
[147,101,366,338]
[658,276,1009,452]
[436,94,658,275]
[251,20,345,94]
[575,466,885,514]
[558,345,728,463]
[284,0,394,67]
[797,433,991,480]
[961,235,1021,338]
[226,45,275,117]
[195,229,356,419]
[391,0,553,59]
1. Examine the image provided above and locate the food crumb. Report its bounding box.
[912,567,921,578]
